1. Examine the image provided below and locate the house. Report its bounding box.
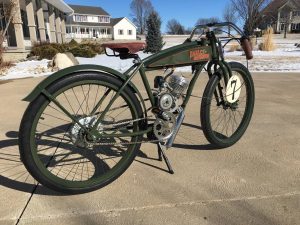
[1,0,73,61]
[66,5,137,41]
[66,4,112,40]
[111,17,137,40]
[261,0,300,33]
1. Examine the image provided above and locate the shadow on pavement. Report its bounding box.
[0,122,219,195]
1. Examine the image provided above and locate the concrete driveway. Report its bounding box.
[0,72,299,225]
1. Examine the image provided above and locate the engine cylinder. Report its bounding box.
[168,75,189,95]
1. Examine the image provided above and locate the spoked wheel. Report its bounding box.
[201,62,255,148]
[19,73,144,194]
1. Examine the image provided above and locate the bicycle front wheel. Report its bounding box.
[19,73,144,194]
[201,62,255,148]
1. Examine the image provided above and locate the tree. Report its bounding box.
[230,0,271,35]
[185,27,193,35]
[144,11,164,53]
[196,17,221,34]
[166,19,185,35]
[222,3,237,36]
[196,17,220,26]
[130,0,154,35]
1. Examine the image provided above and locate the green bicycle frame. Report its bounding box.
[26,27,240,140]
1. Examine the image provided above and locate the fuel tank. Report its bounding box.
[143,40,211,69]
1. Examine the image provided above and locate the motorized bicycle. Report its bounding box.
[19,22,255,194]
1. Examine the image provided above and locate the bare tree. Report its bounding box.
[230,0,271,35]
[196,17,221,34]
[130,0,154,35]
[223,3,237,36]
[166,19,185,35]
[196,17,220,25]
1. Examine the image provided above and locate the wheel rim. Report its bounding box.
[208,70,250,140]
[30,80,140,188]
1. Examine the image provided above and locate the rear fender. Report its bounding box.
[23,64,148,117]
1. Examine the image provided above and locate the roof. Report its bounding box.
[45,0,74,14]
[111,18,124,26]
[111,17,137,28]
[67,17,137,28]
[263,0,300,14]
[69,4,110,16]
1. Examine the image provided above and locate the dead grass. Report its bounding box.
[228,43,242,52]
[0,44,13,75]
[0,61,13,75]
[259,27,276,51]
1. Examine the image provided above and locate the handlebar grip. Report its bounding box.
[241,37,253,60]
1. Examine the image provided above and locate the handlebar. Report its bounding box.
[189,22,253,60]
[189,22,244,39]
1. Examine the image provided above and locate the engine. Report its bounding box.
[154,73,190,113]
[151,72,189,141]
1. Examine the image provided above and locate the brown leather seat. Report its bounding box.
[102,42,146,54]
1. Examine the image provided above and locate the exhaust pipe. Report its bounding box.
[166,109,185,149]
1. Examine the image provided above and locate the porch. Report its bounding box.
[66,26,112,40]
[1,0,73,54]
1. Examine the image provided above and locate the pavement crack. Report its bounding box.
[15,183,39,225]
[17,191,300,222]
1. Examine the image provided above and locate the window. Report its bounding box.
[292,23,300,30]
[98,16,110,23]
[292,11,300,17]
[118,29,124,35]
[75,15,88,22]
[128,30,133,35]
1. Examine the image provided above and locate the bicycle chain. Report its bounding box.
[86,116,160,147]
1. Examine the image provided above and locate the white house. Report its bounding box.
[111,17,137,40]
[66,5,137,41]
[66,4,112,40]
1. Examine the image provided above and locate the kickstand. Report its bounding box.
[157,143,174,174]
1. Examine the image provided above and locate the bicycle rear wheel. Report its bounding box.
[19,73,144,194]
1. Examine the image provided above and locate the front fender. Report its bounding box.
[24,64,139,102]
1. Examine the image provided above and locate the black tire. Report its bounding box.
[19,73,144,194]
[201,62,255,148]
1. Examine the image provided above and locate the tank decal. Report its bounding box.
[146,46,211,68]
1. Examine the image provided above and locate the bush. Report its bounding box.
[38,45,59,60]
[29,40,102,59]
[70,46,96,58]
[69,39,78,47]
[259,27,275,51]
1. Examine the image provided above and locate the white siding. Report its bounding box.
[113,18,136,40]
[88,16,99,23]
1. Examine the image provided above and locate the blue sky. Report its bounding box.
[65,0,231,32]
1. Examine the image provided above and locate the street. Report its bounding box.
[0,72,299,225]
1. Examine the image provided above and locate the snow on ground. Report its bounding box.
[0,59,52,80]
[1,34,300,80]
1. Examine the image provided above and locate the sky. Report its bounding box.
[65,0,231,32]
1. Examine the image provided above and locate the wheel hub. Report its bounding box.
[69,116,102,148]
